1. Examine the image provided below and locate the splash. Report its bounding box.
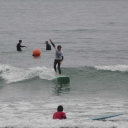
[0,65,55,83]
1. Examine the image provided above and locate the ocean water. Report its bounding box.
[0,0,128,127]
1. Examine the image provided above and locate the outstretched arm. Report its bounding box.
[20,44,27,48]
[49,39,55,48]
[20,46,27,48]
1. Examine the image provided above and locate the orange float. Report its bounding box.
[32,49,41,56]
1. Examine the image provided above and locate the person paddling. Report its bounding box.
[49,39,64,75]
[53,105,67,119]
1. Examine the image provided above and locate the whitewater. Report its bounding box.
[0,0,128,127]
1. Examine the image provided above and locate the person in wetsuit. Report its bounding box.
[53,105,67,119]
[49,39,64,75]
[45,41,51,50]
[16,40,27,51]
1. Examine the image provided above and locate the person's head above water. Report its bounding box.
[57,105,63,112]
[19,40,22,44]
[45,41,48,44]
[57,45,62,51]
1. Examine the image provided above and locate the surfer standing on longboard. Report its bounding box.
[49,39,64,75]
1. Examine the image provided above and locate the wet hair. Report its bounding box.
[57,105,63,112]
[19,40,22,43]
[57,45,62,49]
[45,41,48,44]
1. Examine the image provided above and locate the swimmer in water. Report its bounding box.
[16,40,27,52]
[53,105,67,119]
[45,41,51,50]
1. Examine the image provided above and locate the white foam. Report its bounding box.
[0,64,55,83]
[0,97,127,128]
[95,65,128,72]
[0,119,127,128]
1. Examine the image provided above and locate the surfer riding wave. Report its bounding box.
[50,39,64,75]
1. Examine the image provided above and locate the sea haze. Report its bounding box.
[0,0,128,127]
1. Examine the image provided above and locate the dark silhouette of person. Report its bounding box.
[45,41,51,50]
[16,40,27,51]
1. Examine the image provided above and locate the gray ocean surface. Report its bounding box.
[0,0,128,127]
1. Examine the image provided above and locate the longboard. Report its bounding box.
[56,75,70,84]
[90,113,123,120]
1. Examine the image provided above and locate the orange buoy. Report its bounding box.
[33,49,41,57]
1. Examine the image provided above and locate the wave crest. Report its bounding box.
[95,65,128,72]
[0,65,55,83]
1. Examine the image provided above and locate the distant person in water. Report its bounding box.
[53,105,67,119]
[49,39,64,75]
[45,41,51,50]
[16,40,27,52]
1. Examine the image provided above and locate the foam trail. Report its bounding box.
[0,65,55,83]
[95,65,128,72]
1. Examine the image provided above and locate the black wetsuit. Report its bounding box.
[51,41,63,74]
[46,44,51,50]
[17,43,26,51]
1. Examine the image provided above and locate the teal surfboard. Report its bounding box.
[90,113,123,120]
[56,75,70,84]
